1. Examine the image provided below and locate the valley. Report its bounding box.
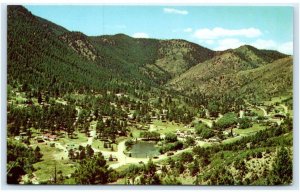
[7,5,293,185]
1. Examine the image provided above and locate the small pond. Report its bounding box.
[128,141,160,158]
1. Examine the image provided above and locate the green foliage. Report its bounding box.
[215,113,237,130]
[7,140,39,184]
[159,141,184,154]
[164,132,177,143]
[140,131,160,141]
[238,117,252,129]
[195,123,214,139]
[180,152,193,163]
[125,139,135,149]
[73,153,114,184]
[268,146,292,185]
[184,136,195,147]
[162,176,182,185]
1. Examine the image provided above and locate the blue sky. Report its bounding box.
[25,5,293,54]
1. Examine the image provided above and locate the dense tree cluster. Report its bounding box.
[72,152,116,184]
[7,140,42,184]
[8,103,77,136]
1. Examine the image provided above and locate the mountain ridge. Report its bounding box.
[8,5,292,100]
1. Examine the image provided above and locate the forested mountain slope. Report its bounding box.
[167,46,292,100]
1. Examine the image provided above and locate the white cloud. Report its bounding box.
[194,27,262,40]
[250,39,277,50]
[183,28,193,32]
[278,41,293,55]
[212,38,293,55]
[163,8,188,15]
[250,39,293,55]
[214,38,245,51]
[132,32,149,38]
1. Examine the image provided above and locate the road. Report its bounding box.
[198,118,213,128]
[257,106,268,117]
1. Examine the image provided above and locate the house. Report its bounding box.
[162,109,168,114]
[43,133,58,141]
[151,116,158,120]
[115,93,124,97]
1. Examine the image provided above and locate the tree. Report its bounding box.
[145,158,156,176]
[125,139,134,150]
[126,164,140,184]
[86,144,94,158]
[73,153,112,184]
[79,148,86,160]
[238,117,252,129]
[163,176,182,185]
[185,136,195,147]
[269,146,292,185]
[215,112,237,130]
[175,161,185,174]
[34,146,42,161]
[68,149,75,160]
[7,140,37,184]
[195,123,214,139]
[189,159,200,176]
[180,152,193,163]
[165,132,177,143]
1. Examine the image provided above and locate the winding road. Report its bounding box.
[257,106,268,117]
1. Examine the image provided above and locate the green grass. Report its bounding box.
[91,139,117,152]
[222,136,243,144]
[129,127,143,138]
[263,95,289,105]
[32,143,75,182]
[57,132,88,146]
[251,108,264,116]
[152,120,187,134]
[233,123,266,136]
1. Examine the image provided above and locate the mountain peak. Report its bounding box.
[236,44,257,51]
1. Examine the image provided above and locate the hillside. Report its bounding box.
[7,5,293,186]
[168,45,291,100]
[8,5,217,94]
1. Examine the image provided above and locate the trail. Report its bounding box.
[198,118,213,128]
[257,106,268,117]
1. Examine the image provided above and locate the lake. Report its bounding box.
[129,141,160,158]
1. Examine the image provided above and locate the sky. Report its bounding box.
[24,5,293,54]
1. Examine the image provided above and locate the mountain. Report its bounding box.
[8,5,292,100]
[8,5,217,95]
[167,45,292,99]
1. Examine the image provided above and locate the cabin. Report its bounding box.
[115,93,124,97]
[43,133,58,141]
[151,116,158,120]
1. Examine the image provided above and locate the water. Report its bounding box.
[129,141,160,158]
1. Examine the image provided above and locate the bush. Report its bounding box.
[180,152,193,163]
[125,139,134,150]
[165,133,177,143]
[215,112,237,130]
[238,117,252,129]
[195,123,214,139]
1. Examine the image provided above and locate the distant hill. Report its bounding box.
[8,5,292,100]
[167,46,292,99]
